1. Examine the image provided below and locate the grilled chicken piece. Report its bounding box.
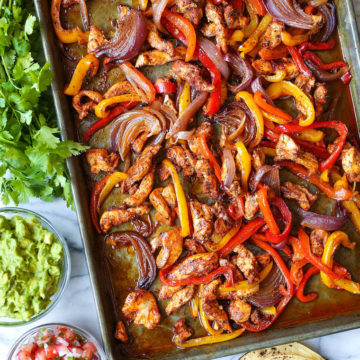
[203,0,227,53]
[281,181,317,211]
[262,21,284,49]
[228,300,252,325]
[184,237,207,255]
[173,318,193,344]
[147,21,174,55]
[124,145,161,191]
[104,81,135,98]
[87,26,107,53]
[217,284,260,300]
[282,58,300,80]
[341,146,360,183]
[195,160,219,199]
[223,1,248,29]
[159,284,183,300]
[310,229,329,257]
[233,244,259,284]
[73,90,103,119]
[132,132,150,154]
[244,193,259,220]
[122,290,161,329]
[213,202,233,236]
[135,47,186,67]
[199,279,221,301]
[251,148,266,172]
[250,309,272,325]
[294,74,316,98]
[150,227,183,268]
[162,93,178,119]
[251,59,274,75]
[166,285,196,315]
[86,148,119,174]
[202,300,232,332]
[162,184,177,208]
[100,205,151,233]
[314,83,327,119]
[190,200,214,243]
[114,321,128,343]
[172,60,215,92]
[123,168,155,207]
[275,134,319,174]
[256,253,272,268]
[174,0,203,27]
[167,145,196,178]
[150,186,176,226]
[188,122,213,158]
[167,252,219,281]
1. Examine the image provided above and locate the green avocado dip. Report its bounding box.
[0,215,64,321]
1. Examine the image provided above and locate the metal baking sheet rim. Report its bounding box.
[34,1,360,359]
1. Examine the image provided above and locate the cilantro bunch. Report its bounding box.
[0,1,87,207]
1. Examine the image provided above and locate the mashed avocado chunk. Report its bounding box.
[0,215,64,320]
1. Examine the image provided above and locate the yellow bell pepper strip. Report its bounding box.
[162,159,190,237]
[199,134,222,182]
[190,295,199,318]
[173,328,245,348]
[235,140,251,191]
[266,81,315,126]
[90,172,128,234]
[235,91,264,148]
[321,231,360,294]
[262,110,289,125]
[263,69,287,82]
[260,306,277,315]
[294,129,325,143]
[161,10,196,62]
[254,91,292,123]
[281,31,309,46]
[94,94,141,118]
[296,266,319,302]
[238,13,272,55]
[179,81,191,115]
[51,0,89,44]
[243,0,259,37]
[218,261,273,294]
[140,0,148,11]
[229,30,245,46]
[64,55,99,96]
[320,169,329,182]
[199,293,223,335]
[205,223,241,252]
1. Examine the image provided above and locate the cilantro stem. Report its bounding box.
[1,57,20,90]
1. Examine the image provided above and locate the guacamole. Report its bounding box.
[0,215,64,320]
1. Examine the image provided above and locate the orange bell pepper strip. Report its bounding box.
[94,94,141,118]
[257,186,280,235]
[162,159,190,237]
[247,0,266,16]
[161,10,196,62]
[254,91,292,123]
[290,258,308,286]
[281,31,309,46]
[259,44,288,60]
[296,266,319,302]
[277,161,352,201]
[51,0,89,44]
[199,134,222,182]
[64,54,99,96]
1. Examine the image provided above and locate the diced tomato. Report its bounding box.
[45,345,59,357]
[34,348,46,360]
[22,343,38,354]
[16,350,33,360]
[57,328,76,342]
[82,341,98,359]
[55,343,69,353]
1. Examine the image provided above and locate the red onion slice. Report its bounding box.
[299,208,348,231]
[251,76,274,106]
[318,3,336,42]
[305,60,349,82]
[152,0,171,33]
[222,148,236,189]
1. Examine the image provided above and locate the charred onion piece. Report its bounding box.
[299,208,348,231]
[131,214,154,238]
[93,6,147,62]
[251,76,273,105]
[304,60,349,82]
[222,148,236,189]
[250,165,280,196]
[105,231,156,289]
[79,0,90,31]
[317,3,336,42]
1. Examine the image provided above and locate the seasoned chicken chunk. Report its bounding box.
[150,227,183,268]
[251,59,274,75]
[167,252,219,280]
[173,318,193,344]
[87,26,107,53]
[123,168,154,207]
[159,284,183,300]
[202,300,232,332]
[188,122,214,158]
[195,160,219,199]
[262,21,284,49]
[223,1,248,29]
[86,148,119,174]
[132,132,149,154]
[199,279,221,301]
[104,81,136,98]
[217,284,260,300]
[190,200,214,243]
[114,320,128,343]
[314,83,327,119]
[233,244,259,283]
[294,74,316,98]
[175,0,203,27]
[203,0,227,53]
[275,134,319,174]
[213,202,233,236]
[122,290,161,329]
[251,148,266,172]
[281,181,317,211]
[166,285,196,315]
[100,205,151,233]
[282,58,300,80]
[135,48,185,68]
[167,145,196,177]
[310,229,329,257]
[162,183,177,209]
[124,145,161,191]
[244,193,259,220]
[147,20,174,55]
[341,146,360,183]
[184,237,207,255]
[172,60,215,92]
[150,187,176,226]
[73,90,103,119]
[228,300,252,324]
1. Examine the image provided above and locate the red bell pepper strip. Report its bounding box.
[159,265,235,286]
[251,234,295,297]
[298,227,343,280]
[248,0,266,16]
[278,161,352,201]
[276,121,348,172]
[218,217,266,258]
[199,133,222,181]
[231,0,243,11]
[83,105,124,144]
[265,197,292,244]
[303,52,347,71]
[296,265,319,302]
[257,186,280,235]
[290,258,308,286]
[287,46,312,77]
[259,44,288,60]
[154,80,177,94]
[298,38,335,55]
[228,196,244,220]
[242,292,294,332]
[341,71,352,85]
